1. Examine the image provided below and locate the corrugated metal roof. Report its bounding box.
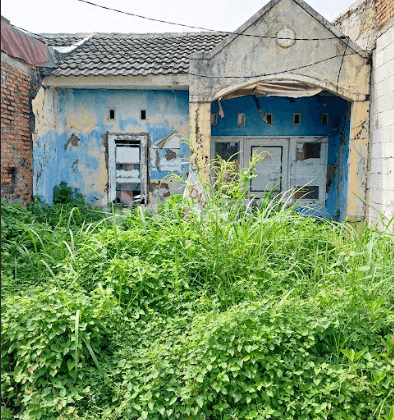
[1,22,57,67]
[42,32,227,77]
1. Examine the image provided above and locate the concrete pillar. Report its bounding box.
[346,100,370,220]
[189,102,211,180]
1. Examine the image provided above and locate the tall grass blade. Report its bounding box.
[74,309,80,380]
[83,338,111,387]
[67,206,81,228]
[40,259,56,280]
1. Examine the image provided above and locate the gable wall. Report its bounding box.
[190,0,369,102]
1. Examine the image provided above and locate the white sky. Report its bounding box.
[2,0,357,35]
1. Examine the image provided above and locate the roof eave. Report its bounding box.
[43,73,190,89]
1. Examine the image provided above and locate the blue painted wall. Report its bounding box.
[33,89,190,205]
[211,94,351,220]
[34,88,350,219]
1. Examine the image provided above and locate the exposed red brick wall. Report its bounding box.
[376,0,394,28]
[1,58,39,206]
[333,0,393,50]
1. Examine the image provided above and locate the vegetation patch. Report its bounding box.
[1,171,393,419]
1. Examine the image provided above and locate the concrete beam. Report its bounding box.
[43,74,189,90]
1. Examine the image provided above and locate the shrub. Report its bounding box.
[53,181,85,206]
[1,160,393,419]
[1,286,120,419]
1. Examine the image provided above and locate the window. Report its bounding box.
[293,113,301,125]
[237,113,246,126]
[140,109,146,120]
[213,141,240,187]
[108,108,116,120]
[214,141,240,162]
[294,186,319,200]
[265,113,273,125]
[108,133,148,207]
[211,113,218,126]
[321,113,329,125]
[296,142,321,161]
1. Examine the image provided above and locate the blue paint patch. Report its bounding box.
[211,95,348,137]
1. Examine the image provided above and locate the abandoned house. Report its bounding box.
[1,0,393,224]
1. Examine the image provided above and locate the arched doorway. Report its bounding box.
[209,80,351,219]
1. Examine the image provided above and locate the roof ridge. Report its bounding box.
[40,31,225,38]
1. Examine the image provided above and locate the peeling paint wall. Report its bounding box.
[189,0,370,220]
[334,0,393,227]
[333,0,394,50]
[33,88,189,205]
[189,102,211,179]
[347,100,370,220]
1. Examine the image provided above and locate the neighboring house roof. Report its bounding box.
[1,19,57,67]
[42,32,227,77]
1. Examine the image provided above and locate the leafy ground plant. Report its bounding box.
[1,167,393,419]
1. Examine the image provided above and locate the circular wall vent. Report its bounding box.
[276,28,296,48]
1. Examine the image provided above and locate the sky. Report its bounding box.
[2,0,358,35]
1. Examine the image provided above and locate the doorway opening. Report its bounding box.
[212,136,328,205]
[108,133,148,206]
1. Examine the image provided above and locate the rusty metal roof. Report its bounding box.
[1,21,57,67]
[42,32,227,77]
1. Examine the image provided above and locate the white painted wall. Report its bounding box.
[367,24,394,228]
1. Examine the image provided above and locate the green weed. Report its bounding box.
[1,166,393,419]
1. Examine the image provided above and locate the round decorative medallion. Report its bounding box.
[276,28,296,48]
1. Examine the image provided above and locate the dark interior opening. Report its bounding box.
[294,186,319,200]
[296,142,321,160]
[215,142,240,162]
[293,113,301,125]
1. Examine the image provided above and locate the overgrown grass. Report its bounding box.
[1,168,394,419]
